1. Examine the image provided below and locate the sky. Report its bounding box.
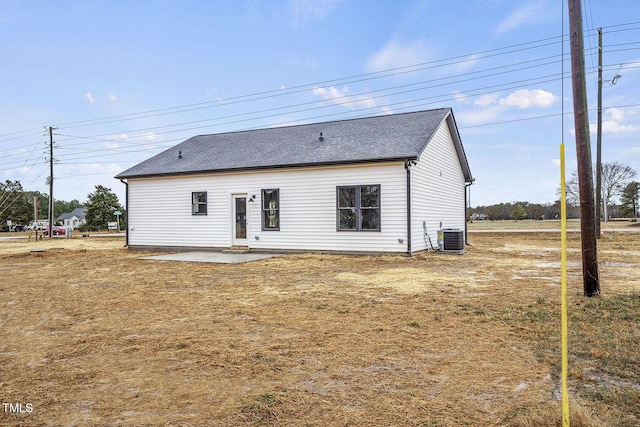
[1,0,639,214]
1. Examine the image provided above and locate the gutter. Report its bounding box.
[119,179,129,247]
[115,157,412,180]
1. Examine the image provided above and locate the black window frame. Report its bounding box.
[261,188,280,231]
[191,191,207,215]
[336,185,381,232]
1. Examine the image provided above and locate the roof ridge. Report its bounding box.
[190,107,452,139]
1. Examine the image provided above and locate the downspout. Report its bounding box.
[404,159,412,256]
[464,180,474,245]
[119,179,129,247]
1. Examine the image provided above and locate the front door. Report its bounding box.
[232,194,248,247]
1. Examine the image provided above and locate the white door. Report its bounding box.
[232,194,248,247]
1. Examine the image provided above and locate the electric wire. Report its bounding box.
[47,36,567,130]
[1,20,639,202]
[1,21,637,144]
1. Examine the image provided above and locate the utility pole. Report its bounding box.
[568,0,600,296]
[33,196,39,240]
[595,28,603,237]
[48,126,55,239]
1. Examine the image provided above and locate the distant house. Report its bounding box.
[57,207,87,229]
[115,108,473,255]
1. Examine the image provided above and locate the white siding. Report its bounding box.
[127,162,409,253]
[410,121,466,252]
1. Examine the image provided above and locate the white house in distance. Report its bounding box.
[56,207,87,229]
[115,108,473,255]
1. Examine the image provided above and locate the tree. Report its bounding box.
[565,162,637,220]
[0,180,32,230]
[83,185,125,231]
[510,203,527,220]
[486,203,511,220]
[564,171,580,208]
[55,199,84,219]
[526,202,547,220]
[23,191,50,220]
[601,162,637,221]
[620,181,640,218]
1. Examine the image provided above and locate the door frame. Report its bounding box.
[231,193,248,247]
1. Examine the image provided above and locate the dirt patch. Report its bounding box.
[0,235,125,256]
[1,233,638,426]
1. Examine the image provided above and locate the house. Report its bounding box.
[115,108,473,255]
[56,207,87,229]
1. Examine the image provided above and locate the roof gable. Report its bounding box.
[116,108,471,181]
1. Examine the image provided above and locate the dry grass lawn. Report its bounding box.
[1,232,638,426]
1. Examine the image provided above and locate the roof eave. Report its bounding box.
[445,111,473,183]
[115,157,415,180]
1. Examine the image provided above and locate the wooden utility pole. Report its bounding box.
[33,196,39,241]
[568,0,600,296]
[595,28,603,237]
[48,126,54,239]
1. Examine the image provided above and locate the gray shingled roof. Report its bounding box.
[57,207,86,221]
[116,108,472,181]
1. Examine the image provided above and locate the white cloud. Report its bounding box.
[551,158,561,167]
[107,93,117,102]
[607,107,626,122]
[451,91,471,105]
[108,133,129,141]
[287,0,342,26]
[456,105,504,127]
[4,166,33,178]
[205,88,219,98]
[601,121,639,134]
[137,132,160,150]
[451,53,482,74]
[84,92,95,105]
[312,86,376,110]
[105,132,160,151]
[474,93,499,107]
[104,141,120,149]
[140,132,158,142]
[365,38,432,73]
[498,89,556,109]
[589,108,639,134]
[105,133,129,149]
[494,1,555,36]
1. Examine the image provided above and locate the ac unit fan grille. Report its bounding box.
[439,229,464,254]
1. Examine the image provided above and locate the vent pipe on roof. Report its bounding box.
[178,151,183,159]
[318,132,324,142]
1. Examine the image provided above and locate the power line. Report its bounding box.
[1,21,639,191]
[1,38,637,157]
[0,21,636,144]
[50,36,566,131]
[55,57,567,143]
[6,64,637,169]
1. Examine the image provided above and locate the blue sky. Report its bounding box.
[1,0,639,210]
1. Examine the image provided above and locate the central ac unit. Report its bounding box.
[437,228,465,254]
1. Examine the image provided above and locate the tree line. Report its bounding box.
[0,181,125,232]
[469,200,570,221]
[471,161,639,221]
